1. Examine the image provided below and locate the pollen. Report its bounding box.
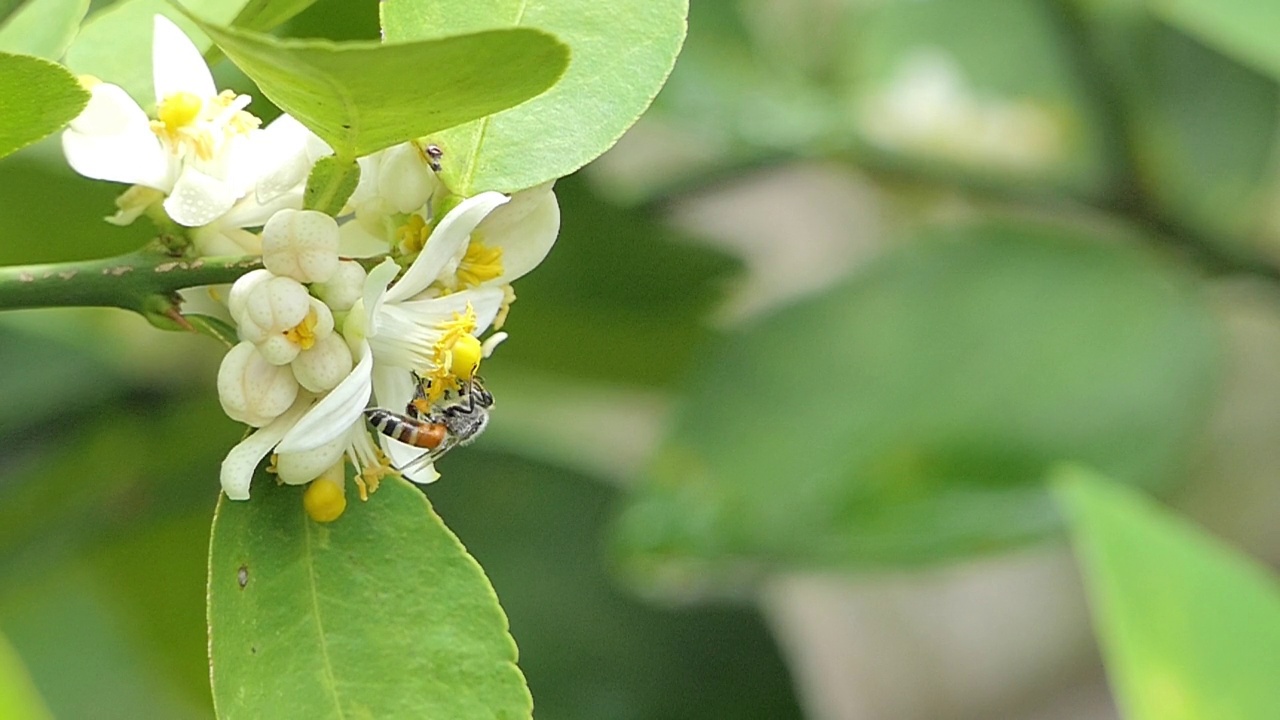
[450,334,483,381]
[494,284,516,330]
[157,91,203,131]
[396,214,431,255]
[455,241,504,287]
[354,464,386,502]
[283,308,320,350]
[421,304,479,402]
[303,474,346,523]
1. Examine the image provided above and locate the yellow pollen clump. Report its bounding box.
[494,284,516,330]
[283,309,320,350]
[157,91,203,131]
[303,474,346,523]
[421,304,478,402]
[396,214,431,255]
[455,241,504,288]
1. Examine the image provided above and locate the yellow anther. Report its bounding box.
[396,214,431,255]
[421,304,478,402]
[450,334,483,380]
[303,470,346,523]
[455,241,504,288]
[157,91,203,131]
[354,466,384,502]
[283,309,319,350]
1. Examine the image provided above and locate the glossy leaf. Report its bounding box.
[302,156,359,216]
[0,0,88,59]
[231,0,318,33]
[64,0,248,105]
[381,0,688,193]
[615,221,1219,572]
[194,18,568,160]
[0,54,87,160]
[208,476,530,719]
[1056,467,1280,720]
[1151,0,1280,83]
[0,632,50,720]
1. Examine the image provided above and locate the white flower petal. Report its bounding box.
[338,217,392,258]
[62,84,170,188]
[254,114,333,203]
[220,187,303,230]
[478,184,560,285]
[220,398,309,500]
[152,15,216,103]
[362,258,401,335]
[164,166,241,227]
[377,143,437,213]
[276,433,347,485]
[383,191,510,304]
[277,343,373,454]
[395,287,505,334]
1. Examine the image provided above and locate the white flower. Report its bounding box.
[276,192,515,484]
[62,15,329,228]
[229,271,335,366]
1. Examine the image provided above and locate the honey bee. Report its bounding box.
[364,374,494,473]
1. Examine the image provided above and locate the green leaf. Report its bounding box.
[1150,0,1280,83]
[0,0,89,59]
[208,476,530,719]
[302,155,359,216]
[231,0,318,33]
[0,53,87,160]
[192,17,569,160]
[64,0,249,106]
[381,0,688,193]
[1055,467,1280,720]
[0,632,50,720]
[615,221,1219,573]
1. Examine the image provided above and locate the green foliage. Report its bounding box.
[207,476,530,720]
[230,0,318,33]
[616,221,1219,572]
[64,0,250,105]
[0,0,88,59]
[0,632,50,720]
[0,53,87,160]
[194,17,569,160]
[381,0,689,193]
[1151,0,1280,84]
[1056,468,1280,720]
[302,156,359,216]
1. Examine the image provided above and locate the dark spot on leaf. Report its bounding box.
[342,124,351,129]
[250,645,257,655]
[237,565,249,589]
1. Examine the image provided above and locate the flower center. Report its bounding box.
[421,304,479,402]
[151,90,261,161]
[157,91,203,131]
[455,241,504,288]
[284,308,320,350]
[395,214,431,255]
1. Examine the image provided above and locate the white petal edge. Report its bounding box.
[164,166,241,227]
[481,184,560,285]
[219,398,309,500]
[383,191,510,305]
[151,15,216,103]
[276,342,373,454]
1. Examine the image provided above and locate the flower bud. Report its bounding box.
[292,333,355,392]
[262,209,340,283]
[238,275,312,344]
[227,268,273,323]
[217,341,299,426]
[379,143,438,213]
[311,260,367,312]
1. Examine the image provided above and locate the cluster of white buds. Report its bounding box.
[61,16,563,522]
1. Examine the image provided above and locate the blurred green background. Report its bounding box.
[4,0,1280,718]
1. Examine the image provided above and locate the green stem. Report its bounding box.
[0,250,262,314]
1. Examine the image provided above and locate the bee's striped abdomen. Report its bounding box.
[364,409,447,449]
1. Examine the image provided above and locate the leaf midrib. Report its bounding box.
[304,515,346,719]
